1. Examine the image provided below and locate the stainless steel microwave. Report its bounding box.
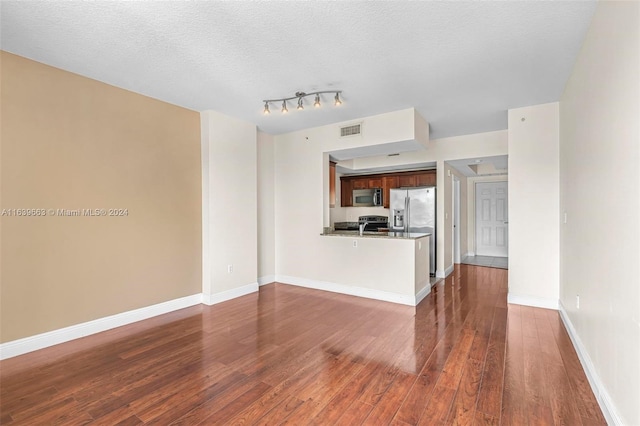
[353,188,383,207]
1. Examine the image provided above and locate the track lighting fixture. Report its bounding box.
[262,90,342,114]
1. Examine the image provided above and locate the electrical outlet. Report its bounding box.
[353,240,357,248]
[576,294,580,309]
[227,264,233,273]
[418,241,422,250]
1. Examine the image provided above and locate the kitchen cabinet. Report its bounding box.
[398,174,417,187]
[329,162,336,208]
[352,178,368,190]
[341,178,353,207]
[341,169,436,208]
[417,171,436,186]
[382,176,398,208]
[368,178,382,188]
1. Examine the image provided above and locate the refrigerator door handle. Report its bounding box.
[405,196,409,233]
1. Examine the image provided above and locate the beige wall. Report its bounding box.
[0,52,202,343]
[559,1,639,423]
[201,110,257,300]
[507,102,560,307]
[257,131,275,281]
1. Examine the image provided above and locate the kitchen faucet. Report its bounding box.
[359,221,368,235]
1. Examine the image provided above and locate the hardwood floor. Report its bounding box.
[0,265,606,425]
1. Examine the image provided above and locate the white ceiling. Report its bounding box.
[0,1,596,139]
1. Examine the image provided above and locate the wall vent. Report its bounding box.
[340,123,362,138]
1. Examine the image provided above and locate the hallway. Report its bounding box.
[462,255,508,269]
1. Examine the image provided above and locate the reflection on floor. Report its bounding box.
[462,255,508,269]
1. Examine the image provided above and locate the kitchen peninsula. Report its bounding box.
[317,230,431,306]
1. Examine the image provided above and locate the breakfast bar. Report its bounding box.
[316,231,432,306]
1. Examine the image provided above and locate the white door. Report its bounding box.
[475,182,508,257]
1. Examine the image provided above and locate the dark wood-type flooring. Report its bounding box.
[0,265,606,425]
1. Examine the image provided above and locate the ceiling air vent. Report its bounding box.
[340,123,362,138]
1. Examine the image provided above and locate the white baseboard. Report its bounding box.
[445,264,454,276]
[507,293,559,310]
[558,302,623,425]
[0,293,203,360]
[258,275,275,286]
[202,282,258,306]
[436,264,455,279]
[415,281,431,305]
[275,274,418,306]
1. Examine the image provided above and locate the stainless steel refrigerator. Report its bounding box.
[390,187,436,276]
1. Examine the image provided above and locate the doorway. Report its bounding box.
[474,181,508,257]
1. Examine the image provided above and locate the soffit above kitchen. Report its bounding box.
[1,1,595,139]
[447,156,508,177]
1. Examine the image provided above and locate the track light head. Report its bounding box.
[314,94,321,108]
[263,102,270,114]
[282,100,288,113]
[297,97,304,110]
[334,92,342,106]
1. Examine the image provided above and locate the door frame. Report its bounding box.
[453,176,461,263]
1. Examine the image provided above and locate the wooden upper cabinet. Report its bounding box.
[398,174,417,188]
[340,169,435,208]
[340,178,353,207]
[352,178,368,190]
[382,176,398,208]
[329,162,336,208]
[368,178,382,189]
[416,171,436,186]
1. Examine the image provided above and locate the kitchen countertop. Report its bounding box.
[321,230,431,240]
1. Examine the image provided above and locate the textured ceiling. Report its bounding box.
[0,1,596,139]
